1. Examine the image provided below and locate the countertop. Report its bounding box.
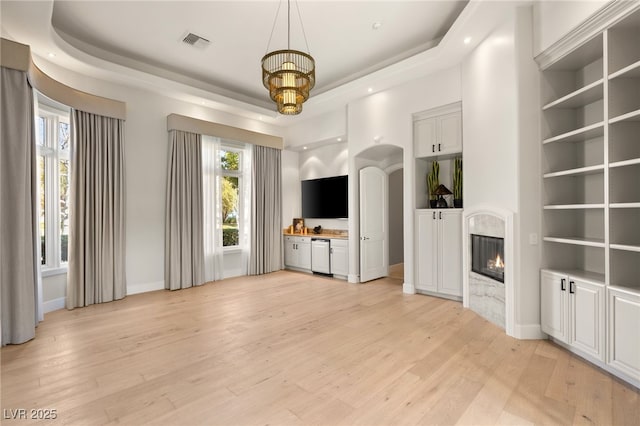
[283,232,348,240]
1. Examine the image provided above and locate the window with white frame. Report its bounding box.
[220,145,243,247]
[36,98,71,273]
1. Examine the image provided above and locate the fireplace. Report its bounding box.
[471,234,505,283]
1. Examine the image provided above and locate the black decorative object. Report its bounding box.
[313,225,322,234]
[434,184,452,208]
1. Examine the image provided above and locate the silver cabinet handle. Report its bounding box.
[432,211,436,220]
[439,212,442,220]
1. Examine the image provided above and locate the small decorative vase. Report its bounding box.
[454,199,463,208]
[429,199,437,208]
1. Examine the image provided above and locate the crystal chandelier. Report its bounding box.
[261,0,315,115]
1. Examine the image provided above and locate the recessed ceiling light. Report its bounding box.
[372,22,382,30]
[303,146,308,150]
[337,137,342,142]
[47,52,56,58]
[464,37,472,45]
[367,88,373,93]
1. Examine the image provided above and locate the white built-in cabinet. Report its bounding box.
[414,110,462,158]
[538,5,640,387]
[284,236,311,270]
[415,209,462,299]
[540,270,605,361]
[284,235,348,279]
[330,239,349,278]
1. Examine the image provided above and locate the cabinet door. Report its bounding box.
[311,241,331,274]
[297,240,311,270]
[438,210,462,296]
[414,118,438,158]
[540,270,568,343]
[415,211,438,292]
[330,240,349,277]
[438,112,462,155]
[569,278,605,360]
[608,288,640,381]
[284,237,297,267]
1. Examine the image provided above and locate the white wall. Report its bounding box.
[297,141,349,231]
[533,0,609,56]
[347,66,462,285]
[462,6,542,338]
[281,149,301,231]
[36,58,285,306]
[285,108,347,149]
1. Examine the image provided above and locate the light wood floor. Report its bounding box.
[2,271,638,425]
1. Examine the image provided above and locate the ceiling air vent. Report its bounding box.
[182,32,210,49]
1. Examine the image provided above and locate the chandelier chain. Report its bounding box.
[264,0,283,55]
[294,0,312,55]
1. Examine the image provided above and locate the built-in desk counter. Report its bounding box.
[283,230,349,278]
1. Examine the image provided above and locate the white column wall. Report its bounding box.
[462,7,542,338]
[347,66,462,287]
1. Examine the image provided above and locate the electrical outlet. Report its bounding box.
[529,233,538,245]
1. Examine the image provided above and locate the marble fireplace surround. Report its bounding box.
[463,205,515,337]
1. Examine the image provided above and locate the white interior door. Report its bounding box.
[359,166,388,282]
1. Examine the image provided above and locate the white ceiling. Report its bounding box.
[0,1,520,123]
[50,1,467,106]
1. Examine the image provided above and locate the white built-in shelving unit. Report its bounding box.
[538,5,640,388]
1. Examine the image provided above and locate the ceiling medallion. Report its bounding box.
[261,0,315,115]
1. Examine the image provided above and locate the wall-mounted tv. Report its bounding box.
[301,175,348,219]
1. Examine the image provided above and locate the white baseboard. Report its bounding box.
[403,283,416,294]
[514,323,545,340]
[127,280,164,295]
[348,274,359,283]
[43,297,66,313]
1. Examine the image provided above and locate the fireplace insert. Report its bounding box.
[471,234,505,283]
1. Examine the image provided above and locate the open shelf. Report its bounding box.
[543,236,605,248]
[542,100,604,141]
[542,35,603,104]
[610,109,640,124]
[610,202,640,209]
[610,207,640,251]
[543,172,604,206]
[610,249,640,292]
[608,77,640,120]
[543,242,605,279]
[609,120,640,164]
[543,79,603,110]
[608,9,640,77]
[610,158,640,168]
[542,122,604,144]
[609,60,640,80]
[543,164,604,178]
[544,204,604,210]
[610,163,640,204]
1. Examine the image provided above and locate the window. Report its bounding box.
[36,99,71,273]
[220,146,242,247]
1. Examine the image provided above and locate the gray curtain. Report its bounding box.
[67,110,126,308]
[165,130,204,290]
[0,67,39,345]
[249,145,282,275]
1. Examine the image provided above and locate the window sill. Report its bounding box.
[223,247,243,254]
[42,266,68,278]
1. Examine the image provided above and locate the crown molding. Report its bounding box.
[535,0,640,69]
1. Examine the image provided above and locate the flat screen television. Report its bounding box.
[301,175,348,219]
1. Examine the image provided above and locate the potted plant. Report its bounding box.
[453,156,462,208]
[427,160,439,208]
